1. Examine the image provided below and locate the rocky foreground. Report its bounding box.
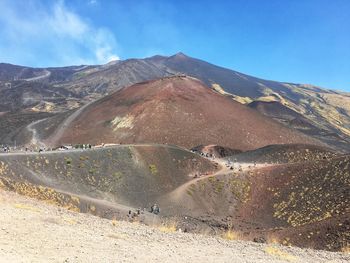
[0,190,349,263]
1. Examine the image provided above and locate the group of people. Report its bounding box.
[127,204,160,221]
[0,144,48,153]
[191,149,216,159]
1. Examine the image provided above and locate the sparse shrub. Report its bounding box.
[89,204,96,213]
[13,203,40,212]
[149,164,158,175]
[113,172,123,181]
[64,157,72,165]
[111,219,118,226]
[264,246,296,262]
[159,220,177,233]
[222,229,242,240]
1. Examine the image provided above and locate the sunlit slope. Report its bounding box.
[41,76,322,151]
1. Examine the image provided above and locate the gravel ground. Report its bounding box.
[0,190,349,263]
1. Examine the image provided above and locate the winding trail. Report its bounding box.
[168,157,272,201]
[47,100,96,146]
[168,159,228,201]
[21,70,51,82]
[26,118,48,148]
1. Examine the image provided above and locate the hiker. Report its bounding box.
[151,204,160,215]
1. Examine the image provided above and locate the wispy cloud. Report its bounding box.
[0,0,119,66]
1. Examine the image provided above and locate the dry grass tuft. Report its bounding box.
[342,246,350,254]
[266,234,281,245]
[159,220,177,233]
[13,203,40,212]
[111,219,118,226]
[222,229,243,241]
[63,218,77,225]
[264,246,297,262]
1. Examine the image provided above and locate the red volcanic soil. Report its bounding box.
[236,155,350,251]
[49,76,323,150]
[227,144,338,164]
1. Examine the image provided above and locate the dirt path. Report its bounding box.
[26,118,48,148]
[168,157,271,201]
[0,190,348,262]
[0,143,184,156]
[47,100,95,146]
[168,159,228,200]
[21,69,51,82]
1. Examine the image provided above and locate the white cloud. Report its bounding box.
[93,28,120,63]
[0,0,119,66]
[49,1,89,39]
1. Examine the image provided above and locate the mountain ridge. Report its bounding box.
[1,53,350,151]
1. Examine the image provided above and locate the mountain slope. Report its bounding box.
[1,53,350,151]
[0,144,215,215]
[247,101,350,151]
[37,76,323,150]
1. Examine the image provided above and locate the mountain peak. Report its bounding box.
[173,52,188,58]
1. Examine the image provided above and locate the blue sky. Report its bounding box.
[0,0,349,91]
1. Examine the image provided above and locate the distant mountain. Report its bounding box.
[1,53,350,151]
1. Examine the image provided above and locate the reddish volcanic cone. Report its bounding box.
[48,76,322,150]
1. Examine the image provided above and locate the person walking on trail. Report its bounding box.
[151,204,160,215]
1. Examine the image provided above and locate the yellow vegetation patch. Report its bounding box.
[31,102,55,112]
[111,115,135,131]
[89,204,96,213]
[255,96,279,102]
[264,246,297,262]
[63,218,78,225]
[232,96,253,104]
[159,221,177,233]
[111,219,118,226]
[222,229,242,241]
[149,164,158,175]
[211,83,229,95]
[211,83,252,104]
[13,203,41,212]
[0,177,80,212]
[266,234,281,245]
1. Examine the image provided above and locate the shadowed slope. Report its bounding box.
[248,101,350,152]
[0,145,215,219]
[226,144,338,164]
